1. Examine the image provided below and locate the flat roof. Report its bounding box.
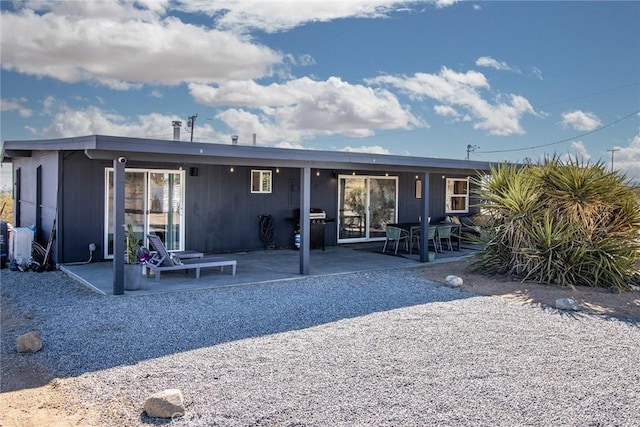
[2,134,497,173]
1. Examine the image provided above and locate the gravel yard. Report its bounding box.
[1,268,639,426]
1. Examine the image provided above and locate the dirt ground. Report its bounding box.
[419,258,640,321]
[1,260,639,426]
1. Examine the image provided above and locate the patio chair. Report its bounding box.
[145,234,236,280]
[437,225,454,251]
[411,226,440,253]
[428,226,441,252]
[382,226,410,255]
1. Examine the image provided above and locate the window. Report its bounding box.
[251,170,272,193]
[105,168,185,259]
[445,178,469,213]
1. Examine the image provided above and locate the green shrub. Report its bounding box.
[470,156,640,291]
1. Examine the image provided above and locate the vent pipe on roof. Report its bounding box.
[253,133,257,146]
[172,121,182,141]
[231,135,238,145]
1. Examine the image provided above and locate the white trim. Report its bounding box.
[337,174,399,244]
[445,177,469,214]
[104,167,185,259]
[251,169,272,193]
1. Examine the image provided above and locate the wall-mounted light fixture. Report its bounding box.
[230,166,235,172]
[316,170,320,177]
[276,167,280,173]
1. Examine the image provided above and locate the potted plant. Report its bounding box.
[124,224,142,290]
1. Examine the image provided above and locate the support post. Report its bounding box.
[112,159,125,295]
[299,167,311,275]
[419,172,430,262]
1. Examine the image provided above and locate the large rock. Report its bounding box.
[144,389,185,419]
[445,275,464,287]
[16,331,43,353]
[556,298,581,311]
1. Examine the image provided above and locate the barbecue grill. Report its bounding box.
[294,208,327,250]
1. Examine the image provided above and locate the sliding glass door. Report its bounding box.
[105,168,184,259]
[338,175,398,243]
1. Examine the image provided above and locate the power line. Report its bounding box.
[475,110,639,155]
[537,82,640,108]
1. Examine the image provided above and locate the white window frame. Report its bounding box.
[251,170,272,194]
[445,177,469,214]
[104,168,185,259]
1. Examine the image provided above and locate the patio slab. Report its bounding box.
[60,244,475,296]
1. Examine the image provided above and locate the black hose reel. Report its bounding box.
[258,214,275,249]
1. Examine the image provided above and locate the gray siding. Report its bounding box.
[60,152,106,263]
[12,152,58,242]
[29,155,485,263]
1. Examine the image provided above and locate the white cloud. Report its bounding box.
[191,77,422,142]
[368,67,537,136]
[433,105,459,117]
[569,140,590,161]
[531,66,544,81]
[178,1,453,34]
[275,141,306,149]
[434,0,459,8]
[1,1,460,90]
[613,134,640,184]
[475,56,520,73]
[0,2,282,89]
[32,103,222,142]
[42,96,57,114]
[561,110,602,132]
[560,135,639,184]
[340,145,390,154]
[0,98,33,118]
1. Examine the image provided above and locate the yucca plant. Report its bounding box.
[470,156,640,291]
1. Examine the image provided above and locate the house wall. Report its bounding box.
[60,151,107,263]
[40,153,483,263]
[11,151,58,247]
[187,166,341,252]
[385,172,480,225]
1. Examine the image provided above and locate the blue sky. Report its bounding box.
[1,0,639,186]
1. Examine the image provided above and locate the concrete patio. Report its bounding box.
[60,243,476,296]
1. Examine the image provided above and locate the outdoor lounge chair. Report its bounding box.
[144,234,236,280]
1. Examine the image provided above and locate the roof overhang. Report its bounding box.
[4,134,498,174]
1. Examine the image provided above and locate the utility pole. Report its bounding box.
[466,144,479,161]
[606,148,620,172]
[187,114,198,142]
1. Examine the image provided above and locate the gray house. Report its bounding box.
[2,135,492,292]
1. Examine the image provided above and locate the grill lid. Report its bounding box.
[295,208,326,219]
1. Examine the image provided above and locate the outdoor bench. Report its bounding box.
[143,257,237,280]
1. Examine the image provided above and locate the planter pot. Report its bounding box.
[124,264,143,290]
[428,251,436,262]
